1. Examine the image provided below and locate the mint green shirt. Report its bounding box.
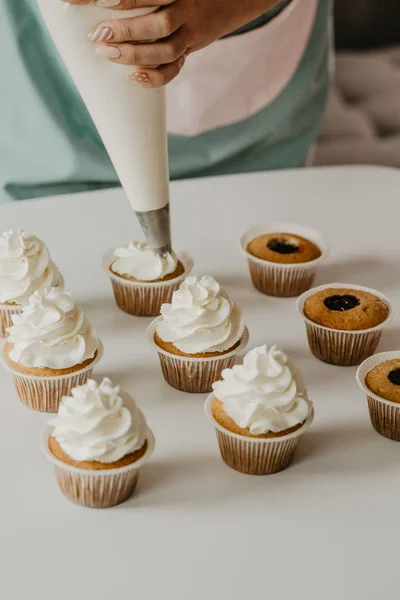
[1,0,330,202]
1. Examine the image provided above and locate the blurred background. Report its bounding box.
[314,0,400,168]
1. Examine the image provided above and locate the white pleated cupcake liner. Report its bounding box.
[0,341,104,413]
[240,222,329,298]
[147,318,250,393]
[204,393,314,475]
[42,427,155,508]
[0,304,23,338]
[357,352,400,441]
[297,283,393,367]
[103,248,193,317]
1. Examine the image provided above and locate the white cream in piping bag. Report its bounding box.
[213,345,311,435]
[36,2,169,214]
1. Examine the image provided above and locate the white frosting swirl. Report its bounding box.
[212,345,311,435]
[112,241,178,281]
[48,378,147,463]
[0,229,63,305]
[7,287,99,369]
[156,276,245,354]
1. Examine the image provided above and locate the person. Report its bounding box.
[1,0,331,203]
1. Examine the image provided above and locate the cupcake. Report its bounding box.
[357,352,400,441]
[240,223,328,297]
[205,345,313,475]
[0,229,63,337]
[298,283,392,366]
[103,241,193,317]
[42,378,155,508]
[147,276,249,393]
[1,287,102,412]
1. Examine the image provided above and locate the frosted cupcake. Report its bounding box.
[103,241,193,317]
[1,287,102,412]
[205,345,314,475]
[147,276,249,393]
[0,229,63,337]
[42,378,155,508]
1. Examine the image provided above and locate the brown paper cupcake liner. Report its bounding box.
[103,248,193,317]
[248,259,317,297]
[215,429,301,475]
[356,352,400,442]
[367,396,400,441]
[298,284,393,367]
[42,427,156,508]
[1,342,103,413]
[305,323,382,367]
[0,305,22,338]
[157,352,240,394]
[240,223,329,298]
[110,277,183,317]
[54,465,140,508]
[205,394,314,475]
[12,369,96,412]
[147,320,249,394]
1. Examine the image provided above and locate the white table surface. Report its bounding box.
[1,166,400,600]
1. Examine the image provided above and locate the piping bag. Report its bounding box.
[37,2,171,255]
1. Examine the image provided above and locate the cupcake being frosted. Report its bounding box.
[0,229,63,336]
[2,287,102,412]
[43,378,155,508]
[104,241,192,317]
[112,241,184,282]
[206,345,313,475]
[148,276,249,393]
[155,275,246,358]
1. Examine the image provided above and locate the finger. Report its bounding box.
[94,34,187,66]
[88,8,181,43]
[93,0,175,8]
[62,0,90,4]
[130,55,186,88]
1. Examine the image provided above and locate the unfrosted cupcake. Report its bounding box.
[0,229,63,337]
[356,352,400,442]
[103,241,193,317]
[1,287,102,412]
[147,276,249,393]
[240,223,328,297]
[205,345,314,475]
[298,283,392,366]
[42,378,155,508]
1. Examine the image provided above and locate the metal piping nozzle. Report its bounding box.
[136,205,172,256]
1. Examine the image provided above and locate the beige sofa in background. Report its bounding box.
[314,1,400,168]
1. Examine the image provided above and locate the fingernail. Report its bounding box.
[95,45,121,59]
[88,26,114,43]
[95,0,121,6]
[178,55,186,68]
[130,71,150,85]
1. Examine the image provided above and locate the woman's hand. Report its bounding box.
[63,0,280,87]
